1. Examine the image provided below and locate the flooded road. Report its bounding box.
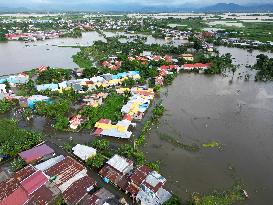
[142,48,273,204]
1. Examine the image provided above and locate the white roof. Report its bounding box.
[145,171,166,188]
[72,144,97,161]
[35,155,65,171]
[107,154,132,173]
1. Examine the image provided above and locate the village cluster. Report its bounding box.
[0,142,170,205]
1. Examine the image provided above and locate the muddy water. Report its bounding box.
[142,48,273,204]
[0,31,105,75]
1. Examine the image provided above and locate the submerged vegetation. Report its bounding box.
[158,132,200,152]
[191,183,246,205]
[253,54,273,81]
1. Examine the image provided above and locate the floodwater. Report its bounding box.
[142,47,273,204]
[0,31,105,75]
[1,30,273,204]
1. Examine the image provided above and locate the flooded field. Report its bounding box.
[142,48,273,204]
[0,31,105,75]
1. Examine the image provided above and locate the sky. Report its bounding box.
[1,0,273,8]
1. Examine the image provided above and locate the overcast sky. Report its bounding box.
[1,0,273,7]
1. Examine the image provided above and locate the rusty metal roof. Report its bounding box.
[63,175,96,205]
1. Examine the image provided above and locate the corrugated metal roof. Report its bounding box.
[72,145,96,161]
[63,175,96,205]
[35,155,65,171]
[19,144,55,164]
[20,171,48,195]
[45,156,86,189]
[14,165,37,182]
[106,155,133,174]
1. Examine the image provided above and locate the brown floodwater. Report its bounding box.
[142,47,273,204]
[1,32,273,204]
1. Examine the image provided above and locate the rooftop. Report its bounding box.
[19,144,55,164]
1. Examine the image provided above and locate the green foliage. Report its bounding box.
[0,99,12,113]
[86,153,106,169]
[205,53,234,74]
[35,100,70,118]
[73,48,93,69]
[0,119,42,157]
[146,160,160,172]
[152,104,165,123]
[36,68,71,84]
[122,77,136,88]
[60,28,82,38]
[153,85,161,92]
[11,157,26,172]
[22,108,33,120]
[253,54,273,81]
[17,79,36,96]
[91,139,110,151]
[191,184,246,205]
[118,144,145,165]
[81,92,128,129]
[3,80,11,90]
[54,116,69,131]
[63,139,75,153]
[83,67,97,78]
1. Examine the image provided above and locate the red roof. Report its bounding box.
[0,187,29,205]
[0,178,21,202]
[20,171,48,195]
[30,185,54,205]
[94,128,103,135]
[123,114,133,122]
[98,119,111,124]
[19,144,54,164]
[130,165,152,187]
[184,63,210,69]
[63,175,96,205]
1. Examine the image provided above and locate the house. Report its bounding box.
[35,155,65,171]
[20,171,48,196]
[69,115,84,130]
[28,183,61,205]
[37,66,48,73]
[126,165,152,197]
[44,156,88,193]
[183,63,210,71]
[19,144,55,164]
[36,83,59,92]
[27,95,51,109]
[180,54,194,61]
[0,177,29,205]
[6,74,29,85]
[136,171,171,205]
[94,119,133,139]
[99,155,133,186]
[80,188,118,205]
[63,175,96,205]
[72,144,97,161]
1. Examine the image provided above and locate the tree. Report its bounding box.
[86,153,106,169]
[163,195,182,205]
[91,139,110,151]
